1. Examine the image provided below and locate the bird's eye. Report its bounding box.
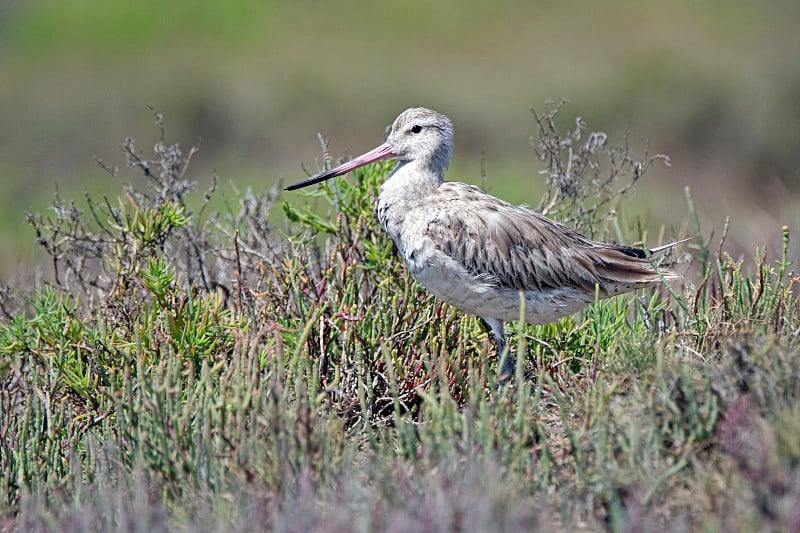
[410,124,422,134]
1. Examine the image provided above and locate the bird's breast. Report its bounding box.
[376,197,405,253]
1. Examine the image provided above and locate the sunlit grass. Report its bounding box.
[2,109,799,530]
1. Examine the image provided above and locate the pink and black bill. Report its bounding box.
[284,143,394,191]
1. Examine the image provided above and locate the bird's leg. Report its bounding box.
[486,318,515,390]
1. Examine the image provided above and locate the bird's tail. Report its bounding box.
[594,238,688,290]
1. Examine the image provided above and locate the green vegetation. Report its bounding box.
[1,107,799,531]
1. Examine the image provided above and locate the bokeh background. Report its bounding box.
[1,0,799,279]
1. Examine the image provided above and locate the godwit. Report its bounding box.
[286,107,680,384]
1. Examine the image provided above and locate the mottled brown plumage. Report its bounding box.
[421,182,665,294]
[286,107,681,384]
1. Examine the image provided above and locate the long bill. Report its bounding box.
[284,143,395,191]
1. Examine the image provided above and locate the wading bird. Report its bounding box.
[286,108,680,385]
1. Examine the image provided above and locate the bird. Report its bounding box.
[285,107,681,385]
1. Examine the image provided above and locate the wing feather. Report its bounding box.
[420,183,674,294]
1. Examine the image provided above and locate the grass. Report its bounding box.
[1,106,799,531]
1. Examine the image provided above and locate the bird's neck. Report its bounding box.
[377,160,444,251]
[382,160,444,197]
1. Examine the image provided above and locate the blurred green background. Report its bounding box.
[1,0,799,279]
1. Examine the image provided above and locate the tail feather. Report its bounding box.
[592,242,684,292]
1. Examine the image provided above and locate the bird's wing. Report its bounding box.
[421,183,671,293]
